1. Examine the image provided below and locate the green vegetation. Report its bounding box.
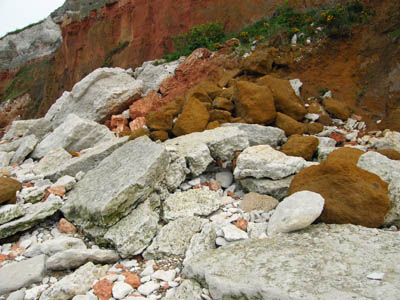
[391,28,400,40]
[162,0,374,62]
[318,87,330,96]
[0,19,45,40]
[102,41,130,67]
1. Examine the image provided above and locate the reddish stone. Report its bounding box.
[0,254,8,262]
[47,186,66,197]
[227,190,240,200]
[123,272,141,288]
[8,242,25,258]
[343,141,358,146]
[330,132,345,144]
[110,115,128,128]
[58,218,77,234]
[208,180,221,191]
[129,117,147,131]
[23,183,34,188]
[233,218,248,231]
[130,91,162,120]
[115,264,128,271]
[93,279,114,300]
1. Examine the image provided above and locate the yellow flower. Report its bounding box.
[264,22,270,27]
[327,15,334,22]
[321,11,328,17]
[293,27,300,33]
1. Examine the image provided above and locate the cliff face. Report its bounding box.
[0,0,332,127]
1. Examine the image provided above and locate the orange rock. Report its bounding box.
[23,183,34,188]
[123,272,141,288]
[0,177,22,205]
[0,254,8,263]
[115,264,128,271]
[93,279,114,300]
[130,91,162,120]
[110,115,128,128]
[274,112,305,136]
[233,218,248,231]
[281,135,319,160]
[322,98,352,121]
[47,186,66,197]
[58,218,78,234]
[129,117,146,131]
[8,242,25,258]
[227,190,240,200]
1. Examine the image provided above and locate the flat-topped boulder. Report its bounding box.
[183,224,400,300]
[62,136,169,229]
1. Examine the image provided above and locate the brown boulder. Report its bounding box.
[274,112,305,136]
[376,149,400,160]
[288,159,390,228]
[242,47,278,75]
[129,127,150,140]
[150,131,169,142]
[161,97,184,118]
[212,97,234,111]
[322,98,351,121]
[172,98,210,136]
[206,121,220,130]
[218,69,241,88]
[326,147,365,165]
[258,75,307,121]
[0,177,22,205]
[146,111,173,131]
[305,122,324,135]
[220,86,234,100]
[378,107,400,132]
[240,192,279,213]
[233,81,276,125]
[209,110,231,123]
[186,81,221,102]
[281,135,319,160]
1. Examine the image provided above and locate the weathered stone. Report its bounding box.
[143,216,207,260]
[163,189,221,221]
[289,159,390,228]
[258,75,307,121]
[215,170,233,188]
[221,223,248,241]
[305,122,324,135]
[0,151,13,167]
[242,47,277,75]
[221,123,286,147]
[25,236,86,258]
[6,289,26,300]
[274,112,306,136]
[183,224,400,300]
[46,249,120,271]
[268,191,325,235]
[32,114,116,159]
[1,120,37,142]
[43,137,128,182]
[0,197,62,239]
[24,118,53,141]
[0,139,23,153]
[240,176,294,201]
[184,222,217,265]
[234,145,305,180]
[212,97,234,111]
[45,68,143,128]
[376,148,400,160]
[146,111,173,131]
[240,192,279,213]
[112,281,133,299]
[322,98,351,121]
[10,135,38,164]
[326,147,365,165]
[281,134,319,160]
[172,98,210,136]
[0,176,22,205]
[369,131,400,152]
[62,137,169,230]
[33,147,72,175]
[150,130,169,142]
[137,281,160,296]
[233,81,276,125]
[39,262,108,300]
[169,279,203,300]
[104,198,159,257]
[358,151,400,226]
[163,149,189,191]
[53,175,76,191]
[0,204,25,225]
[0,255,46,295]
[18,181,51,204]
[58,218,77,234]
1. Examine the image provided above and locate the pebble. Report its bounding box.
[152,270,176,282]
[367,272,384,280]
[141,275,151,283]
[112,281,134,299]
[138,281,160,296]
[215,237,228,246]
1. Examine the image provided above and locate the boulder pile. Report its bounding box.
[0,49,400,300]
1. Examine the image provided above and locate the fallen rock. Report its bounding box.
[239,176,293,201]
[137,281,160,296]
[326,147,365,165]
[221,123,286,147]
[62,137,169,231]
[242,47,276,75]
[46,249,120,271]
[31,114,116,159]
[357,151,400,226]
[0,204,25,225]
[274,112,306,136]
[0,255,46,295]
[169,279,203,300]
[1,120,37,142]
[267,191,324,235]
[104,198,159,257]
[172,98,210,136]
[0,177,22,205]
[221,223,248,241]
[376,148,400,160]
[45,68,143,128]
[58,218,77,234]
[234,145,306,180]
[281,135,319,160]
[24,118,52,141]
[0,197,62,239]
[369,131,400,152]
[10,135,38,164]
[232,81,276,125]
[240,192,279,213]
[93,279,113,300]
[25,236,86,257]
[184,222,217,264]
[322,98,351,121]
[33,147,72,175]
[258,75,307,121]
[289,159,390,228]
[112,281,133,299]
[0,151,13,167]
[215,170,233,188]
[143,216,207,260]
[183,224,400,300]
[163,189,221,221]
[39,262,108,300]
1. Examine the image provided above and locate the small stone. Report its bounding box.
[93,279,113,300]
[208,180,221,191]
[122,272,141,288]
[137,281,160,296]
[152,270,176,282]
[233,218,248,231]
[58,218,78,234]
[215,171,233,188]
[367,272,384,280]
[221,224,248,242]
[112,282,134,299]
[5,289,25,300]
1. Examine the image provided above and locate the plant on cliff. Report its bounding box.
[102,41,130,67]
[163,22,225,62]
